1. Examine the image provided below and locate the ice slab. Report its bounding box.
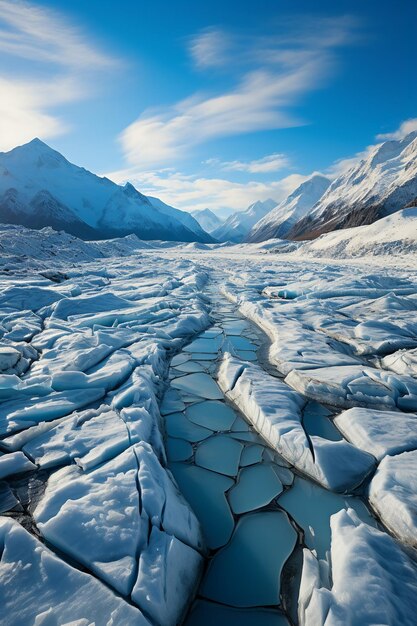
[228,464,283,514]
[382,347,417,378]
[0,451,36,479]
[278,477,376,559]
[0,482,19,513]
[0,517,150,625]
[160,388,186,415]
[176,360,206,373]
[334,407,417,460]
[170,463,234,549]
[201,511,297,607]
[166,437,193,461]
[184,336,223,353]
[0,387,106,436]
[226,336,258,351]
[34,445,145,596]
[165,412,213,442]
[195,434,243,476]
[132,526,202,626]
[286,365,417,411]
[369,450,417,548]
[185,400,236,430]
[299,508,417,626]
[171,373,223,399]
[302,402,342,442]
[240,444,264,466]
[34,443,203,598]
[22,405,131,469]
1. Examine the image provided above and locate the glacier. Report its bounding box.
[0,223,417,625]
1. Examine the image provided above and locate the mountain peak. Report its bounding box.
[3,138,68,167]
[27,137,49,148]
[18,138,57,155]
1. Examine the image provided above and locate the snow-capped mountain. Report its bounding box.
[246,175,331,243]
[191,208,224,234]
[146,195,210,241]
[296,206,417,259]
[0,139,213,242]
[288,131,417,240]
[212,198,277,242]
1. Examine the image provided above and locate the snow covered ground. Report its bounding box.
[1,223,417,625]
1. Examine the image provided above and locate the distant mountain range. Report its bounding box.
[211,199,277,242]
[0,139,213,243]
[1,131,416,245]
[191,208,224,234]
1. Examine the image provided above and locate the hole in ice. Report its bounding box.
[185,401,236,430]
[201,511,297,607]
[277,476,377,560]
[165,412,213,442]
[185,599,290,626]
[228,464,283,514]
[170,463,235,550]
[195,435,244,477]
[171,374,223,400]
[166,437,193,462]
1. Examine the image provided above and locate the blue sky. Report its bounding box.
[0,0,416,215]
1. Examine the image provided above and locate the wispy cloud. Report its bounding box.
[188,28,232,69]
[0,0,117,150]
[208,153,290,174]
[376,118,417,141]
[120,16,359,168]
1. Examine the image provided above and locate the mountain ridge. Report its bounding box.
[287,131,417,240]
[0,139,213,243]
[212,198,277,242]
[247,174,331,243]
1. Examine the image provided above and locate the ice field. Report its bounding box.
[1,235,417,625]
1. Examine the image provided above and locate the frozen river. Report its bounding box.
[0,245,417,625]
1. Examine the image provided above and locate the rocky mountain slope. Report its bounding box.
[247,175,330,242]
[288,132,417,240]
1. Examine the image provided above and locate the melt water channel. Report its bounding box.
[161,283,378,626]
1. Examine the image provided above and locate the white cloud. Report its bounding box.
[0,0,117,151]
[219,153,290,173]
[188,28,231,68]
[106,166,306,214]
[376,118,417,141]
[120,16,359,168]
